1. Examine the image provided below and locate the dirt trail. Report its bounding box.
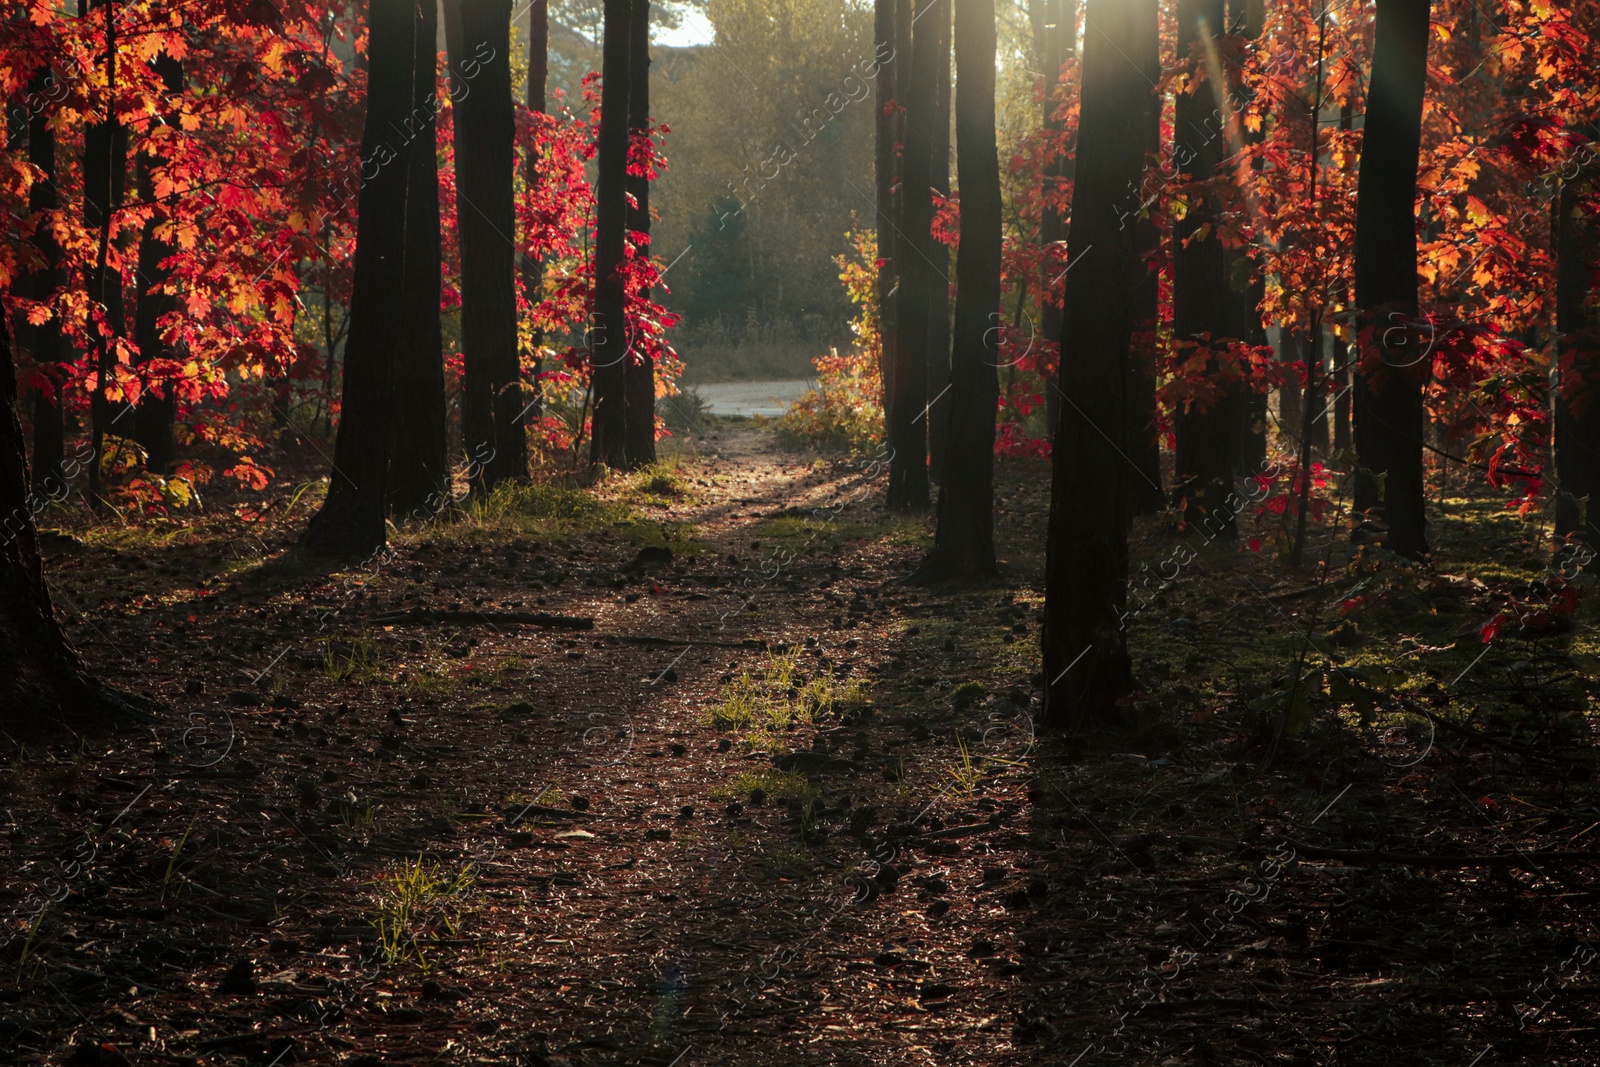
[4,427,1597,1066]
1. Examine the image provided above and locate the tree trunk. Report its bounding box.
[1,292,147,732]
[1332,99,1354,454]
[589,0,633,469]
[1227,0,1267,474]
[925,0,953,480]
[1279,329,1305,447]
[84,0,128,502]
[27,69,67,493]
[449,0,526,488]
[521,0,549,427]
[302,0,418,557]
[874,0,902,420]
[390,0,449,520]
[918,0,1001,579]
[1306,327,1330,452]
[885,0,938,511]
[1170,0,1236,537]
[623,0,657,469]
[1039,0,1070,437]
[1352,0,1431,560]
[1042,0,1155,733]
[132,52,183,475]
[1127,3,1165,515]
[1554,172,1600,559]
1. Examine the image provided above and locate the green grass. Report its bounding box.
[369,854,476,971]
[323,632,385,684]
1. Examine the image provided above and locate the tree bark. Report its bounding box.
[874,0,903,424]
[521,0,549,427]
[84,0,128,502]
[1227,0,1267,474]
[589,0,633,469]
[1352,0,1431,560]
[132,52,183,475]
[302,0,418,557]
[1042,0,1155,733]
[1127,3,1165,515]
[449,0,526,488]
[390,0,449,520]
[623,0,657,469]
[885,0,939,511]
[918,0,1001,580]
[1171,0,1236,537]
[925,0,953,480]
[26,68,67,493]
[1554,172,1600,559]
[1039,0,1074,437]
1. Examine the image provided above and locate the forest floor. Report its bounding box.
[2,423,1598,1067]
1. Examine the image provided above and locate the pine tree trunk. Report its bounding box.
[1042,0,1155,733]
[885,0,938,511]
[623,0,657,470]
[132,52,183,475]
[1171,0,1236,537]
[925,0,953,480]
[390,0,449,520]
[1352,0,1431,560]
[26,69,66,493]
[589,0,633,469]
[918,0,1000,579]
[874,0,901,414]
[302,0,418,557]
[521,0,549,427]
[449,0,526,488]
[1554,173,1600,560]
[84,0,128,501]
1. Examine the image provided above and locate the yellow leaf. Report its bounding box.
[26,305,51,326]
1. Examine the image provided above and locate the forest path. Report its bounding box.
[6,429,1598,1066]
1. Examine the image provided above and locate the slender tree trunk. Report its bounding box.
[521,0,549,428]
[1279,330,1305,447]
[1554,171,1600,560]
[132,53,183,475]
[589,0,633,468]
[1306,327,1330,452]
[390,0,449,519]
[925,0,953,480]
[1042,0,1155,733]
[1352,0,1431,560]
[302,0,418,557]
[885,0,938,510]
[84,0,128,502]
[918,0,1001,579]
[623,0,657,469]
[448,0,526,487]
[1332,100,1354,453]
[1171,0,1236,537]
[874,0,905,415]
[27,69,66,492]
